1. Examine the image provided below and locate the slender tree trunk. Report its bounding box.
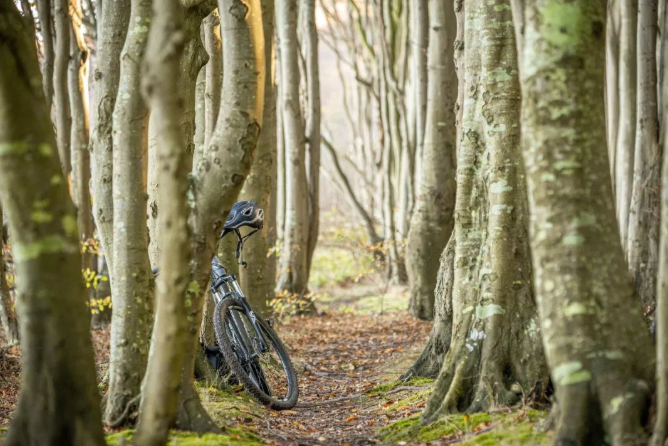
[35,0,55,112]
[89,0,130,274]
[606,0,620,181]
[68,3,95,279]
[203,11,222,147]
[518,1,655,443]
[627,0,661,312]
[276,0,311,295]
[240,0,276,316]
[412,0,429,188]
[406,0,457,321]
[615,0,638,249]
[422,0,547,421]
[175,0,265,431]
[135,1,188,443]
[0,8,105,445]
[0,203,18,346]
[302,0,321,275]
[105,0,154,425]
[53,0,72,176]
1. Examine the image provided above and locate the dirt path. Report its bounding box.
[253,312,431,446]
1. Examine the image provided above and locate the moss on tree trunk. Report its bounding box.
[518,0,655,443]
[0,7,105,445]
[422,0,548,421]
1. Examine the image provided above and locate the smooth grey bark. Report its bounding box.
[0,202,18,346]
[68,4,95,278]
[35,0,55,111]
[422,0,547,421]
[615,0,638,250]
[411,0,428,186]
[175,0,265,432]
[406,0,457,321]
[53,0,72,176]
[301,0,321,275]
[203,11,222,147]
[627,0,661,312]
[519,1,655,443]
[134,1,188,444]
[104,0,154,425]
[606,0,620,180]
[0,7,105,445]
[89,0,131,274]
[239,0,276,316]
[276,0,310,295]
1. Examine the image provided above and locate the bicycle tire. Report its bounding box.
[214,297,299,409]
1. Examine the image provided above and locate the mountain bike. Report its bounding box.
[204,201,299,410]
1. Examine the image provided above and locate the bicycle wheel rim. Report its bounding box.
[221,301,295,404]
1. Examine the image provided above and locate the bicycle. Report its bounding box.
[204,201,299,410]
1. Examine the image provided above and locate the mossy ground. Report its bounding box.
[376,408,550,445]
[105,383,267,446]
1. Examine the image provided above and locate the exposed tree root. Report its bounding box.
[108,394,141,428]
[403,237,455,380]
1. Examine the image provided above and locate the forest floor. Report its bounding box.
[0,213,552,445]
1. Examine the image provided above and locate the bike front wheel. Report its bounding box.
[213,297,299,409]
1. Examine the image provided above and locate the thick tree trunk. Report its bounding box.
[105,0,154,425]
[615,0,638,249]
[0,8,105,445]
[175,0,265,432]
[240,0,276,316]
[89,0,130,274]
[53,0,72,175]
[68,5,95,280]
[276,0,311,295]
[134,2,188,444]
[301,0,321,275]
[0,203,18,346]
[627,0,661,313]
[406,0,457,321]
[519,1,655,443]
[422,0,547,421]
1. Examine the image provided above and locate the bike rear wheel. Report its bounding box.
[213,297,299,409]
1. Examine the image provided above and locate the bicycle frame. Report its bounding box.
[209,256,269,356]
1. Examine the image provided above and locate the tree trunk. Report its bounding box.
[53,0,72,176]
[518,1,655,443]
[276,0,311,295]
[606,0,620,181]
[89,0,131,274]
[411,0,429,188]
[35,0,55,112]
[0,8,105,445]
[105,0,154,425]
[240,0,277,316]
[615,0,638,250]
[301,0,321,275]
[68,3,95,281]
[134,1,188,443]
[422,0,547,421]
[203,11,222,147]
[627,0,661,313]
[175,0,265,432]
[406,0,457,321]
[0,202,18,346]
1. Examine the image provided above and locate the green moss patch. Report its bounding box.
[197,383,263,429]
[106,428,264,446]
[377,410,550,445]
[365,377,434,397]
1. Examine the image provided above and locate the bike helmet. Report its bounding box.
[223,201,264,231]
